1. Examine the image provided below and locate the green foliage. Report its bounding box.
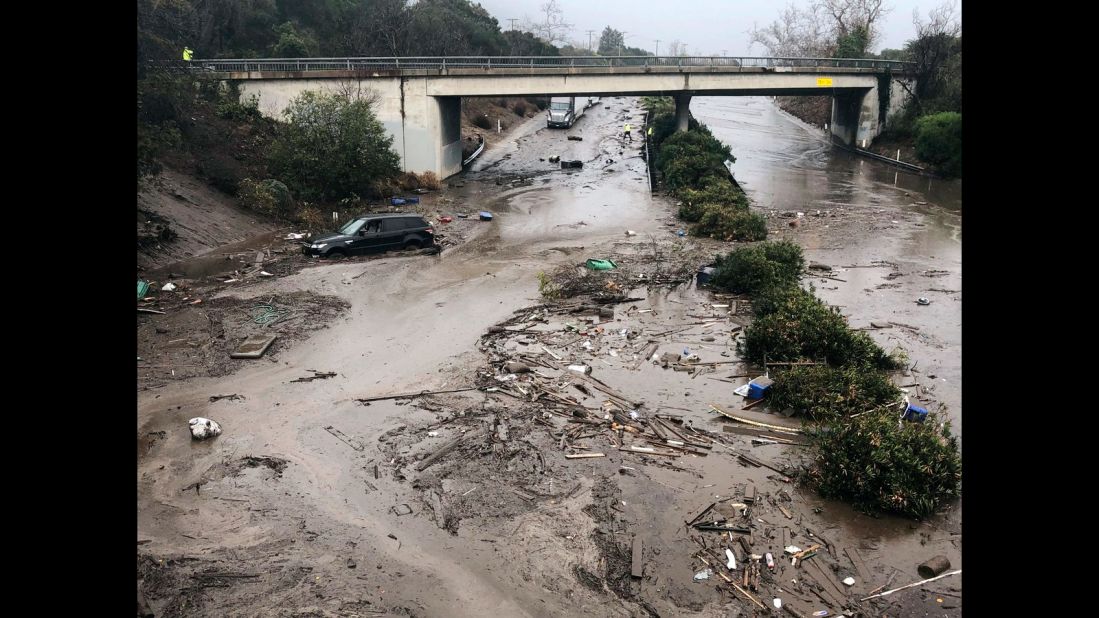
[675,176,748,221]
[710,241,804,295]
[915,112,961,177]
[834,26,869,58]
[216,94,262,122]
[472,115,492,130]
[271,21,318,57]
[770,365,901,422]
[693,206,768,241]
[598,26,625,55]
[641,97,674,117]
[238,178,296,219]
[805,409,961,518]
[268,91,400,202]
[656,128,733,192]
[738,285,899,369]
[137,70,191,182]
[538,272,561,299]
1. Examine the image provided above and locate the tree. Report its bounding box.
[529,0,572,46]
[748,3,832,57]
[666,39,687,56]
[597,26,624,55]
[334,0,411,56]
[268,91,401,201]
[271,21,317,57]
[905,1,962,112]
[819,0,890,54]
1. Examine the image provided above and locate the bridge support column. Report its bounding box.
[675,94,692,132]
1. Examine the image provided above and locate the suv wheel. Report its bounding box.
[403,239,422,250]
[326,249,347,260]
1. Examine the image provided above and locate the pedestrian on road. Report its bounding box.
[624,123,632,142]
[183,47,193,62]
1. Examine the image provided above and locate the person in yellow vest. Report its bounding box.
[183,47,194,62]
[647,126,653,139]
[624,122,632,142]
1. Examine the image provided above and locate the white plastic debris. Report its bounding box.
[427,431,439,438]
[693,568,712,581]
[567,364,593,375]
[843,576,855,586]
[773,598,782,609]
[625,230,637,236]
[161,282,177,292]
[286,232,306,240]
[259,271,274,277]
[188,417,222,440]
[734,383,751,397]
[784,545,802,555]
[725,548,737,570]
[582,340,593,350]
[608,349,618,357]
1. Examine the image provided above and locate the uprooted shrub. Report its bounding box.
[804,409,961,518]
[656,128,733,192]
[769,365,902,422]
[694,206,768,241]
[238,178,295,219]
[711,241,804,295]
[738,285,900,369]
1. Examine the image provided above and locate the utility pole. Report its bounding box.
[654,39,661,56]
[722,49,727,56]
[508,18,518,31]
[620,32,628,56]
[586,30,595,51]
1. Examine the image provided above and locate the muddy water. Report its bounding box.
[138,96,961,616]
[695,96,961,434]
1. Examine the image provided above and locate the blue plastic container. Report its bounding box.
[902,403,928,423]
[479,211,493,221]
[747,376,774,400]
[390,196,420,206]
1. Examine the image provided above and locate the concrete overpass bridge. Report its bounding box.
[194,56,915,179]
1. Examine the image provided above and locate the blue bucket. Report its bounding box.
[903,403,928,423]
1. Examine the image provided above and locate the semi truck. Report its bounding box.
[547,96,585,128]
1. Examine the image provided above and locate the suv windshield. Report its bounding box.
[340,219,367,235]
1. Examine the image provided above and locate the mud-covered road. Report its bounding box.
[138,97,961,617]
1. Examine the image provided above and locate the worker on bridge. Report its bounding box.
[624,123,632,142]
[183,47,193,62]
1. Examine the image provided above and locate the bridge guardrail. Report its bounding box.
[173,56,914,74]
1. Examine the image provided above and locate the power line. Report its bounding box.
[586,30,596,51]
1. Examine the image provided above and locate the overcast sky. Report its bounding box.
[472,0,959,56]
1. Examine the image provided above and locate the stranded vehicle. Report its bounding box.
[547,96,596,128]
[302,213,435,259]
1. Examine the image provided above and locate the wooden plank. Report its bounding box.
[845,546,872,582]
[631,536,644,578]
[710,403,803,434]
[415,428,488,471]
[565,453,605,459]
[803,558,848,603]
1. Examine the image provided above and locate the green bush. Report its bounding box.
[472,115,492,130]
[694,205,768,241]
[656,129,733,191]
[711,241,804,295]
[770,365,901,422]
[805,409,961,518]
[216,94,262,122]
[268,91,401,202]
[238,178,295,218]
[738,286,899,369]
[674,176,747,213]
[914,112,961,177]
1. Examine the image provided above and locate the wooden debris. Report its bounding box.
[631,537,644,578]
[355,386,479,403]
[323,426,365,451]
[416,428,488,471]
[565,453,605,459]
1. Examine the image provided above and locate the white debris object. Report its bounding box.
[693,568,712,581]
[188,417,222,440]
[161,282,176,292]
[784,545,802,555]
[260,271,274,277]
[774,598,783,609]
[427,431,439,438]
[843,576,855,586]
[286,232,305,240]
[725,548,737,570]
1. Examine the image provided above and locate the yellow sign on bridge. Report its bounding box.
[816,78,834,87]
